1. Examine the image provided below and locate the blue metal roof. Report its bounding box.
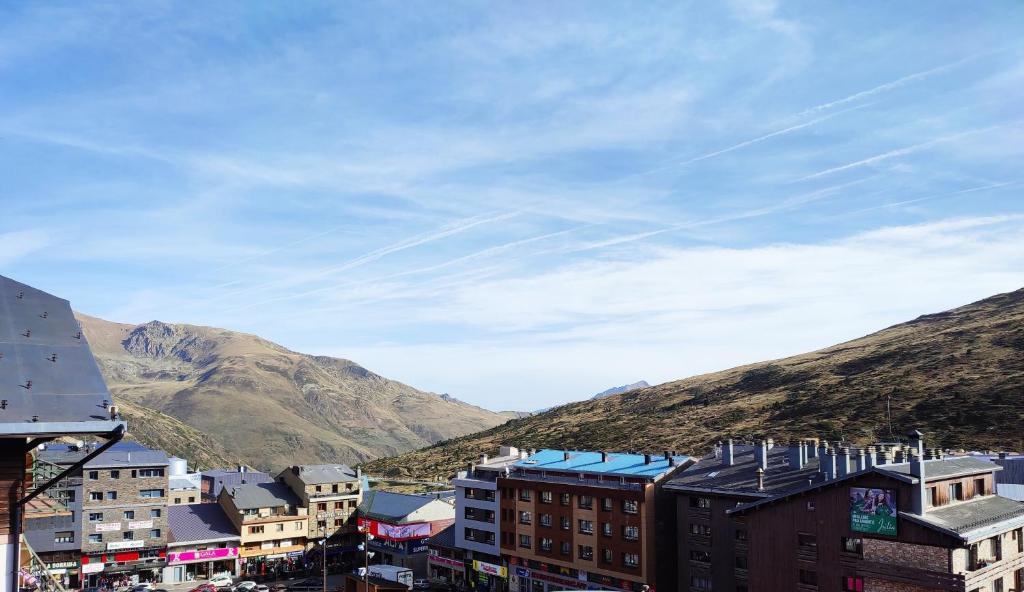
[514,449,689,478]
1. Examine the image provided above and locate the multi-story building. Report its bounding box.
[24,446,86,587]
[499,449,690,592]
[662,437,822,592]
[357,490,456,577]
[0,274,126,592]
[219,482,308,578]
[732,430,1024,592]
[277,464,363,543]
[426,525,465,587]
[453,447,523,592]
[168,457,201,506]
[202,467,272,503]
[163,503,241,583]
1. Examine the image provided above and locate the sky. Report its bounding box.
[1,2,1023,412]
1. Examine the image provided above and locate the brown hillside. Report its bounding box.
[364,288,1024,481]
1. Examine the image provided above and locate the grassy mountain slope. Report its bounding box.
[364,288,1024,480]
[77,314,512,471]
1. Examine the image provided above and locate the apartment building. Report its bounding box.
[357,490,456,577]
[163,503,241,583]
[499,449,689,592]
[453,447,523,592]
[277,464,363,544]
[24,447,86,587]
[732,430,1024,592]
[0,274,126,592]
[168,457,201,506]
[662,438,823,592]
[201,467,272,503]
[426,525,465,587]
[219,482,308,577]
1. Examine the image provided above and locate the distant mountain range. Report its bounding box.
[363,287,1024,480]
[77,314,516,471]
[591,381,650,399]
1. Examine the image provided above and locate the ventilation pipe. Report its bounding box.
[756,467,765,491]
[788,442,804,469]
[855,449,867,472]
[799,441,809,466]
[823,448,837,481]
[807,440,819,459]
[644,454,653,465]
[837,447,851,477]
[755,440,768,471]
[601,452,609,463]
[909,429,926,516]
[563,451,571,461]
[724,439,735,466]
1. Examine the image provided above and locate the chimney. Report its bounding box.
[238,465,246,473]
[787,442,804,469]
[479,454,489,465]
[356,467,362,479]
[644,454,652,465]
[724,439,735,466]
[601,452,609,463]
[837,447,851,477]
[563,451,571,462]
[756,467,765,491]
[823,449,837,480]
[767,438,775,450]
[754,440,769,471]
[799,441,809,465]
[664,450,671,461]
[817,441,828,463]
[669,456,678,467]
[908,429,926,515]
[999,452,1008,460]
[807,440,819,459]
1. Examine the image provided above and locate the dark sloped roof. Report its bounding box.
[168,503,239,543]
[288,464,358,484]
[876,456,999,481]
[426,524,457,550]
[358,490,439,522]
[227,482,300,510]
[38,441,169,468]
[664,445,823,497]
[994,457,1024,484]
[903,495,1024,539]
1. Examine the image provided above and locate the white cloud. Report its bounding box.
[0,229,50,266]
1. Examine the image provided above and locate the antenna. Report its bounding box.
[886,392,895,441]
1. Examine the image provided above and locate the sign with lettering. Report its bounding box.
[472,560,506,578]
[107,540,144,551]
[428,555,464,569]
[168,547,239,564]
[95,523,121,532]
[81,563,105,574]
[850,487,897,536]
[357,518,430,541]
[128,520,154,530]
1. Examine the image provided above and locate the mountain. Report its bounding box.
[363,288,1024,480]
[591,381,650,400]
[76,314,513,471]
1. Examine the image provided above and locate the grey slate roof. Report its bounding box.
[358,490,440,522]
[202,468,273,498]
[903,495,1024,540]
[170,478,200,490]
[0,275,121,430]
[876,456,999,482]
[168,503,240,544]
[227,482,300,510]
[426,525,457,550]
[289,464,358,484]
[38,441,169,468]
[664,445,823,497]
[994,457,1024,484]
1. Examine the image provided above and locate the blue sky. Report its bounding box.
[2,2,1023,411]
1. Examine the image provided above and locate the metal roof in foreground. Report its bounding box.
[0,274,123,437]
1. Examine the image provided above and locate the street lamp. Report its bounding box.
[356,527,375,592]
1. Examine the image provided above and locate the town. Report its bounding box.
[5,275,1024,592]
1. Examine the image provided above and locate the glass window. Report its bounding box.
[690,576,711,591]
[950,482,964,501]
[540,538,552,551]
[622,499,638,514]
[623,525,639,541]
[975,478,986,497]
[149,529,161,538]
[89,491,103,501]
[735,528,748,541]
[105,491,117,500]
[540,491,552,503]
[799,570,817,586]
[540,514,552,527]
[798,533,817,548]
[277,523,285,532]
[560,541,570,555]
[518,534,531,548]
[843,576,864,592]
[88,512,103,522]
[602,497,613,511]
[150,509,161,518]
[689,550,711,562]
[123,531,134,540]
[54,532,74,543]
[689,523,711,536]
[623,552,639,568]
[89,534,102,543]
[519,489,532,502]
[842,537,863,555]
[139,489,163,498]
[690,496,711,508]
[560,516,570,530]
[519,511,532,525]
[109,470,120,479]
[602,523,612,536]
[124,510,135,520]
[735,555,748,569]
[602,549,613,563]
[578,545,594,560]
[578,520,593,534]
[560,493,570,506]
[138,468,164,478]
[88,471,99,480]
[578,495,593,510]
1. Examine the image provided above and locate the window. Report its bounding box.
[519,489,532,502]
[689,523,711,536]
[519,511,532,525]
[689,550,711,562]
[138,468,164,477]
[109,470,120,479]
[105,491,117,500]
[124,510,135,520]
[623,525,639,541]
[88,512,103,522]
[798,533,817,548]
[334,518,342,527]
[975,478,986,497]
[332,484,339,493]
[799,569,817,586]
[276,523,285,532]
[690,496,711,509]
[540,538,552,552]
[315,485,322,493]
[89,491,103,501]
[150,509,161,518]
[623,552,639,568]
[622,499,638,514]
[250,525,265,534]
[131,470,136,478]
[842,537,863,556]
[54,531,74,543]
[317,503,327,512]
[335,501,343,510]
[806,501,817,511]
[89,534,102,543]
[927,487,938,507]
[295,521,303,530]
[560,541,570,555]
[735,529,748,541]
[123,531,134,540]
[578,545,594,560]
[139,489,163,498]
[560,516,570,530]
[188,496,195,503]
[602,549,613,563]
[560,493,570,506]
[994,577,1004,592]
[174,497,182,504]
[540,514,552,527]
[950,482,964,501]
[842,576,864,592]
[602,522,612,536]
[735,555,748,569]
[690,576,711,591]
[602,497,613,511]
[540,491,552,503]
[88,471,99,480]
[578,495,593,510]
[578,519,594,534]
[518,534,531,549]
[149,529,161,538]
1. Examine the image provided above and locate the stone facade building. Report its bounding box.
[219,482,308,578]
[277,464,363,544]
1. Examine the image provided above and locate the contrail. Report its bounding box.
[841,181,1022,216]
[209,223,351,277]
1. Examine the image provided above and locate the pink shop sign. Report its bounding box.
[168,547,239,564]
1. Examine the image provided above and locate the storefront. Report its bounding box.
[241,550,306,579]
[428,554,465,587]
[506,557,645,592]
[468,560,506,592]
[81,548,167,588]
[367,537,429,574]
[165,547,240,583]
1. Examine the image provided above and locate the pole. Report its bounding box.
[322,534,326,592]
[363,529,369,592]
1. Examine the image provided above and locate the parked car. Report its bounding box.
[209,575,234,589]
[413,580,431,591]
[233,582,258,592]
[288,579,322,592]
[254,585,270,592]
[190,584,218,592]
[131,584,154,592]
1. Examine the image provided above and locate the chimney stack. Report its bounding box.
[601,452,609,463]
[563,451,571,462]
[480,454,489,465]
[788,442,804,469]
[823,449,837,480]
[999,452,1008,460]
[644,454,653,465]
[856,448,867,472]
[908,429,926,515]
[800,441,809,465]
[724,439,735,466]
[756,467,765,491]
[664,450,671,461]
[767,438,775,450]
[807,439,819,459]
[755,440,769,471]
[837,447,851,477]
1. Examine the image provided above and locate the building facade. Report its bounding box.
[163,503,240,583]
[168,457,201,506]
[426,525,466,587]
[202,467,272,503]
[498,449,689,592]
[357,490,456,577]
[277,464,363,544]
[219,482,308,578]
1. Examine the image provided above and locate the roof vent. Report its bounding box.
[563,451,571,462]
[644,454,652,465]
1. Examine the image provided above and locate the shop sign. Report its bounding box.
[95,523,121,532]
[428,555,465,569]
[82,563,105,574]
[472,561,506,578]
[850,487,897,536]
[370,538,428,555]
[168,548,239,564]
[128,520,154,530]
[287,551,304,558]
[357,518,431,541]
[521,568,578,589]
[107,540,145,551]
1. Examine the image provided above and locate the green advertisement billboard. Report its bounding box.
[850,487,897,536]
